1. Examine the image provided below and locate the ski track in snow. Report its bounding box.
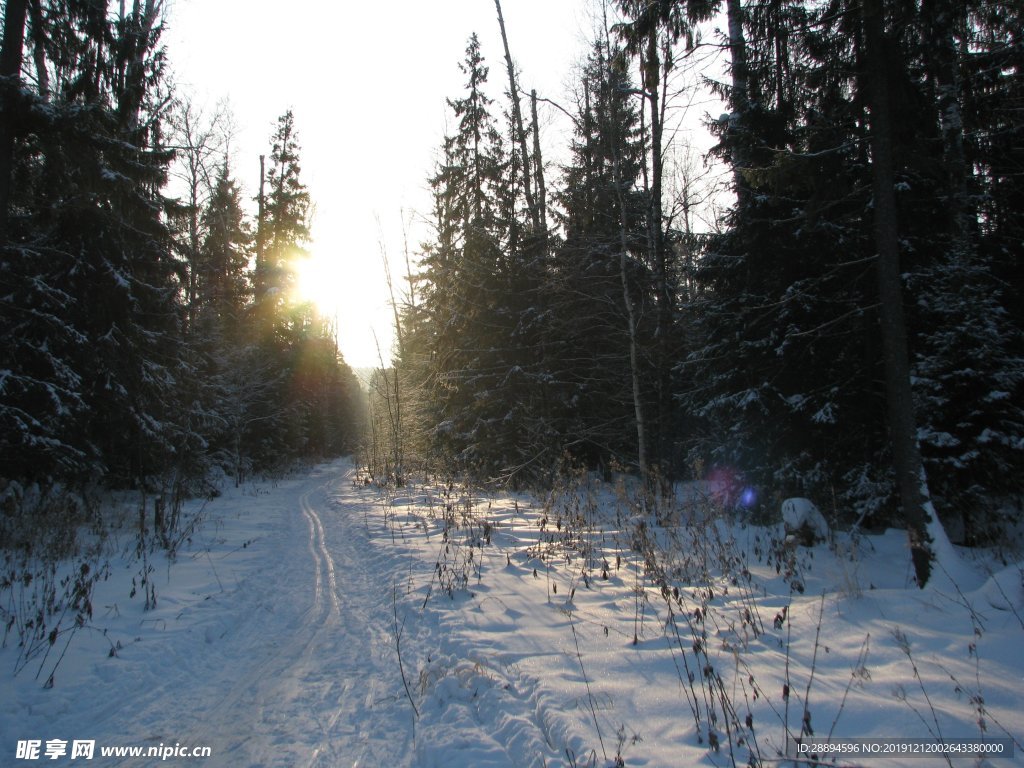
[161,466,417,768]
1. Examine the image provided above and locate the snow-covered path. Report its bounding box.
[1,461,418,767]
[4,460,1023,767]
[160,465,415,767]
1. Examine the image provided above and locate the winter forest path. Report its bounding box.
[96,462,417,767]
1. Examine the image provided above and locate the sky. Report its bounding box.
[163,0,598,369]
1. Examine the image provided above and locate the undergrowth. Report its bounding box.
[373,463,1023,767]
[0,470,223,688]
[0,481,109,687]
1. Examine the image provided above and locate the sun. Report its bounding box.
[292,246,396,370]
[294,250,343,320]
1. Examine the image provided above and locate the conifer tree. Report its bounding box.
[673,0,1021,556]
[1,3,365,501]
[409,34,520,478]
[1,0,184,487]
[546,42,653,471]
[256,109,311,344]
[198,163,251,338]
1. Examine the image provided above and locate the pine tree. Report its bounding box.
[408,34,522,479]
[198,162,251,338]
[683,0,883,510]
[177,160,254,482]
[2,3,366,502]
[243,110,360,468]
[674,0,1021,560]
[167,98,233,335]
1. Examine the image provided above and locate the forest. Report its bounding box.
[367,0,1023,591]
[2,0,1022,593]
[0,1,365,519]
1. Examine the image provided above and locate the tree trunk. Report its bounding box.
[613,151,648,478]
[255,153,267,327]
[494,0,540,233]
[602,8,648,478]
[640,26,673,472]
[117,0,159,134]
[27,0,47,102]
[726,0,751,206]
[922,0,972,251]
[530,89,547,234]
[382,237,404,485]
[862,0,935,587]
[0,0,28,245]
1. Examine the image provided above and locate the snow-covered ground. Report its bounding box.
[2,459,1022,767]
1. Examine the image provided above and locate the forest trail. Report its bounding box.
[5,460,1022,768]
[162,463,415,767]
[2,459,570,767]
[167,465,410,766]
[37,463,418,768]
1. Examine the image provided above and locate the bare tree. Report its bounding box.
[377,225,404,485]
[529,89,548,233]
[493,0,541,233]
[600,13,649,478]
[167,98,234,332]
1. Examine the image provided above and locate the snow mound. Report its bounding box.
[974,563,1024,612]
[782,497,829,543]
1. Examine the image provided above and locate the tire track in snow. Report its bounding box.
[177,475,349,766]
[199,465,411,767]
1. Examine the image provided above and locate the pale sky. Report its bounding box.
[164,0,597,369]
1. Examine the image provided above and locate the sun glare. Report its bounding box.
[295,251,342,320]
[293,247,395,369]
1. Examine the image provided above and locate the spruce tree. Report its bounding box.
[546,42,653,472]
[409,34,521,479]
[1,0,184,487]
[198,162,251,338]
[256,109,311,345]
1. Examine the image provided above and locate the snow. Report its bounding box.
[782,497,829,542]
[2,459,1022,767]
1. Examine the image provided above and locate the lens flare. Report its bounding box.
[706,466,757,510]
[707,466,740,506]
[740,487,757,508]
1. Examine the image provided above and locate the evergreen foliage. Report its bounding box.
[0,3,364,539]
[545,43,654,471]
[0,0,1020,565]
[403,34,549,482]
[395,2,1021,553]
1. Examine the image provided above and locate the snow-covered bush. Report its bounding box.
[782,497,829,545]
